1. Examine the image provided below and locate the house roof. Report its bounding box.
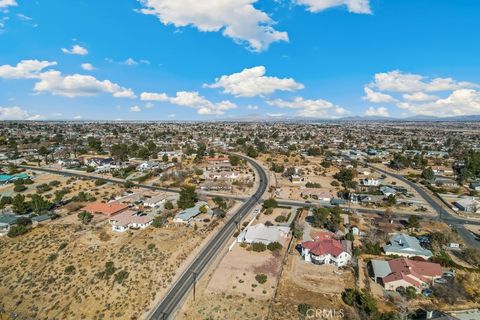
[241,223,290,244]
[383,233,433,258]
[372,258,442,289]
[83,202,128,216]
[174,201,208,221]
[110,210,154,227]
[302,232,346,257]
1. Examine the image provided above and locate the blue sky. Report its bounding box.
[1,0,480,120]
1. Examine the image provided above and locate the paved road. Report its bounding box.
[369,165,480,249]
[2,164,252,202]
[147,154,268,320]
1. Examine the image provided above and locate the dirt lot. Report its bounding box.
[270,252,354,319]
[0,220,216,319]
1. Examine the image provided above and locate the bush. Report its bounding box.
[49,180,61,187]
[114,270,129,284]
[152,216,166,228]
[255,274,267,284]
[95,179,107,186]
[78,211,93,224]
[47,253,58,262]
[13,185,27,192]
[64,265,76,274]
[251,242,266,252]
[267,241,283,252]
[164,201,174,210]
[274,215,286,223]
[7,225,29,237]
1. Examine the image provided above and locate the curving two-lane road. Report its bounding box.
[147,154,268,320]
[370,165,480,249]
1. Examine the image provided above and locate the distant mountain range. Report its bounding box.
[221,114,480,122]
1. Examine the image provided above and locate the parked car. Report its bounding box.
[434,278,448,284]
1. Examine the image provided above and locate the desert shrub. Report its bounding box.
[7,225,29,237]
[14,185,27,192]
[49,180,61,187]
[115,270,129,284]
[64,265,76,274]
[77,211,93,224]
[251,242,266,252]
[255,274,267,284]
[47,253,58,262]
[267,241,283,252]
[275,215,286,223]
[95,179,107,186]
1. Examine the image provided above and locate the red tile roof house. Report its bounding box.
[82,202,129,218]
[370,258,442,292]
[108,210,154,232]
[301,232,352,267]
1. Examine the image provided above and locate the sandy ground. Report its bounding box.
[269,252,354,320]
[206,242,287,300]
[0,217,221,320]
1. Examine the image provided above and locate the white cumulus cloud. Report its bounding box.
[370,70,476,93]
[0,0,17,9]
[0,60,57,79]
[140,90,237,115]
[140,92,169,101]
[267,97,348,118]
[130,105,142,112]
[363,87,396,103]
[34,70,136,98]
[365,106,389,117]
[80,63,96,71]
[0,106,43,120]
[296,0,371,14]
[205,66,304,97]
[61,44,89,56]
[402,92,438,102]
[398,89,480,117]
[137,0,288,52]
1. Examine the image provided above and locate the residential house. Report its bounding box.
[143,194,177,208]
[383,233,433,259]
[137,161,160,172]
[454,197,480,213]
[469,181,480,191]
[237,223,290,245]
[109,210,154,232]
[360,178,381,187]
[83,202,129,217]
[57,159,81,168]
[380,186,397,197]
[206,157,231,170]
[432,166,454,176]
[369,258,442,292]
[433,177,457,188]
[301,232,352,267]
[173,201,210,223]
[290,174,304,183]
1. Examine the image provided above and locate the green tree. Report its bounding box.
[78,211,93,224]
[177,185,197,209]
[421,167,435,181]
[229,154,241,166]
[110,144,129,162]
[255,274,267,284]
[262,198,278,209]
[407,215,420,228]
[30,194,51,214]
[12,194,29,214]
[405,286,417,300]
[162,153,169,162]
[213,196,227,210]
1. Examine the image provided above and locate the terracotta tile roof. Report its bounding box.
[302,232,345,257]
[382,258,442,288]
[83,202,128,217]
